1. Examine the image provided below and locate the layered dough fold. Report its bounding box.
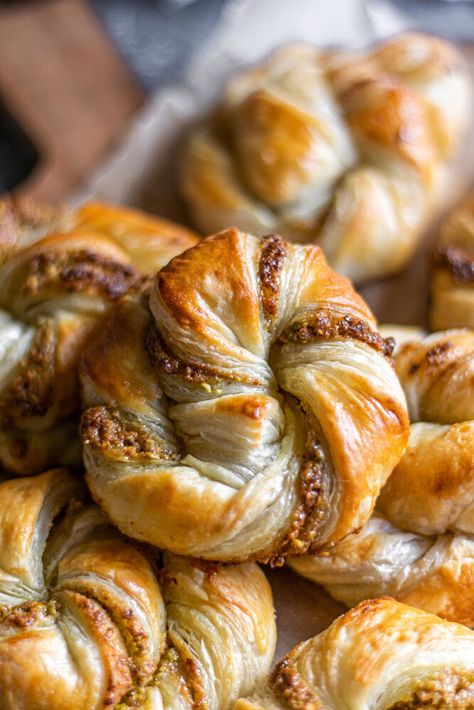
[0,470,275,709]
[290,329,474,626]
[0,199,197,475]
[81,228,408,562]
[235,598,474,710]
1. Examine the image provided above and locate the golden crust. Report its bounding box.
[235,597,474,710]
[0,471,275,710]
[81,228,408,562]
[0,198,198,476]
[290,328,474,626]
[181,33,470,283]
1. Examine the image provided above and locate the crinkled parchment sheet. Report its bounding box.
[77,0,474,659]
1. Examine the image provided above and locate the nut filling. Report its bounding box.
[23,249,138,300]
[259,234,287,319]
[388,671,474,709]
[279,311,395,359]
[270,655,317,709]
[433,244,474,284]
[268,421,329,566]
[0,318,55,424]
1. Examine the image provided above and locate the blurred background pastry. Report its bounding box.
[431,191,474,330]
[181,33,470,283]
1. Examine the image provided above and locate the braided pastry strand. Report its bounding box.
[431,192,474,331]
[235,597,474,710]
[81,228,408,563]
[181,33,470,283]
[0,470,276,709]
[290,329,474,626]
[0,198,198,475]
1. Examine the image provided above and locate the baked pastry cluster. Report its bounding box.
[81,228,408,562]
[235,598,474,709]
[2,29,474,710]
[290,328,474,626]
[181,33,470,283]
[0,198,197,475]
[0,469,276,709]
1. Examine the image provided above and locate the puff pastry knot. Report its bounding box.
[0,469,275,709]
[234,597,474,710]
[290,329,474,626]
[81,228,408,563]
[0,198,197,475]
[181,33,470,283]
[431,192,474,330]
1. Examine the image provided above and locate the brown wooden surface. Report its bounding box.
[0,0,144,202]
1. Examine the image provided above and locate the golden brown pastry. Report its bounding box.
[379,329,474,536]
[181,33,470,283]
[0,469,276,709]
[289,513,474,628]
[290,328,474,625]
[81,228,409,563]
[0,198,198,475]
[431,192,474,330]
[234,597,474,709]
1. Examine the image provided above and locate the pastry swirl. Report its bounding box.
[181,33,470,283]
[0,198,198,475]
[290,329,474,625]
[234,597,474,710]
[0,470,275,709]
[81,228,408,562]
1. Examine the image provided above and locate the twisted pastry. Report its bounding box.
[290,328,474,625]
[181,33,470,283]
[0,469,275,709]
[0,198,198,475]
[431,192,474,330]
[81,228,408,563]
[235,597,474,709]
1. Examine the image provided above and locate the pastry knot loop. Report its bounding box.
[82,228,409,562]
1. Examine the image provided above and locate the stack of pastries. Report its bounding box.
[2,30,474,710]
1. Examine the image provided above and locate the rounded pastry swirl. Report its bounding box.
[181,33,470,283]
[431,192,474,331]
[0,469,275,709]
[235,597,474,710]
[290,329,474,625]
[81,228,408,563]
[0,198,198,475]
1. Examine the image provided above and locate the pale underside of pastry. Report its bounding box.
[0,198,198,475]
[234,597,474,710]
[0,469,276,710]
[181,33,471,283]
[290,328,474,626]
[431,191,474,331]
[81,228,409,563]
